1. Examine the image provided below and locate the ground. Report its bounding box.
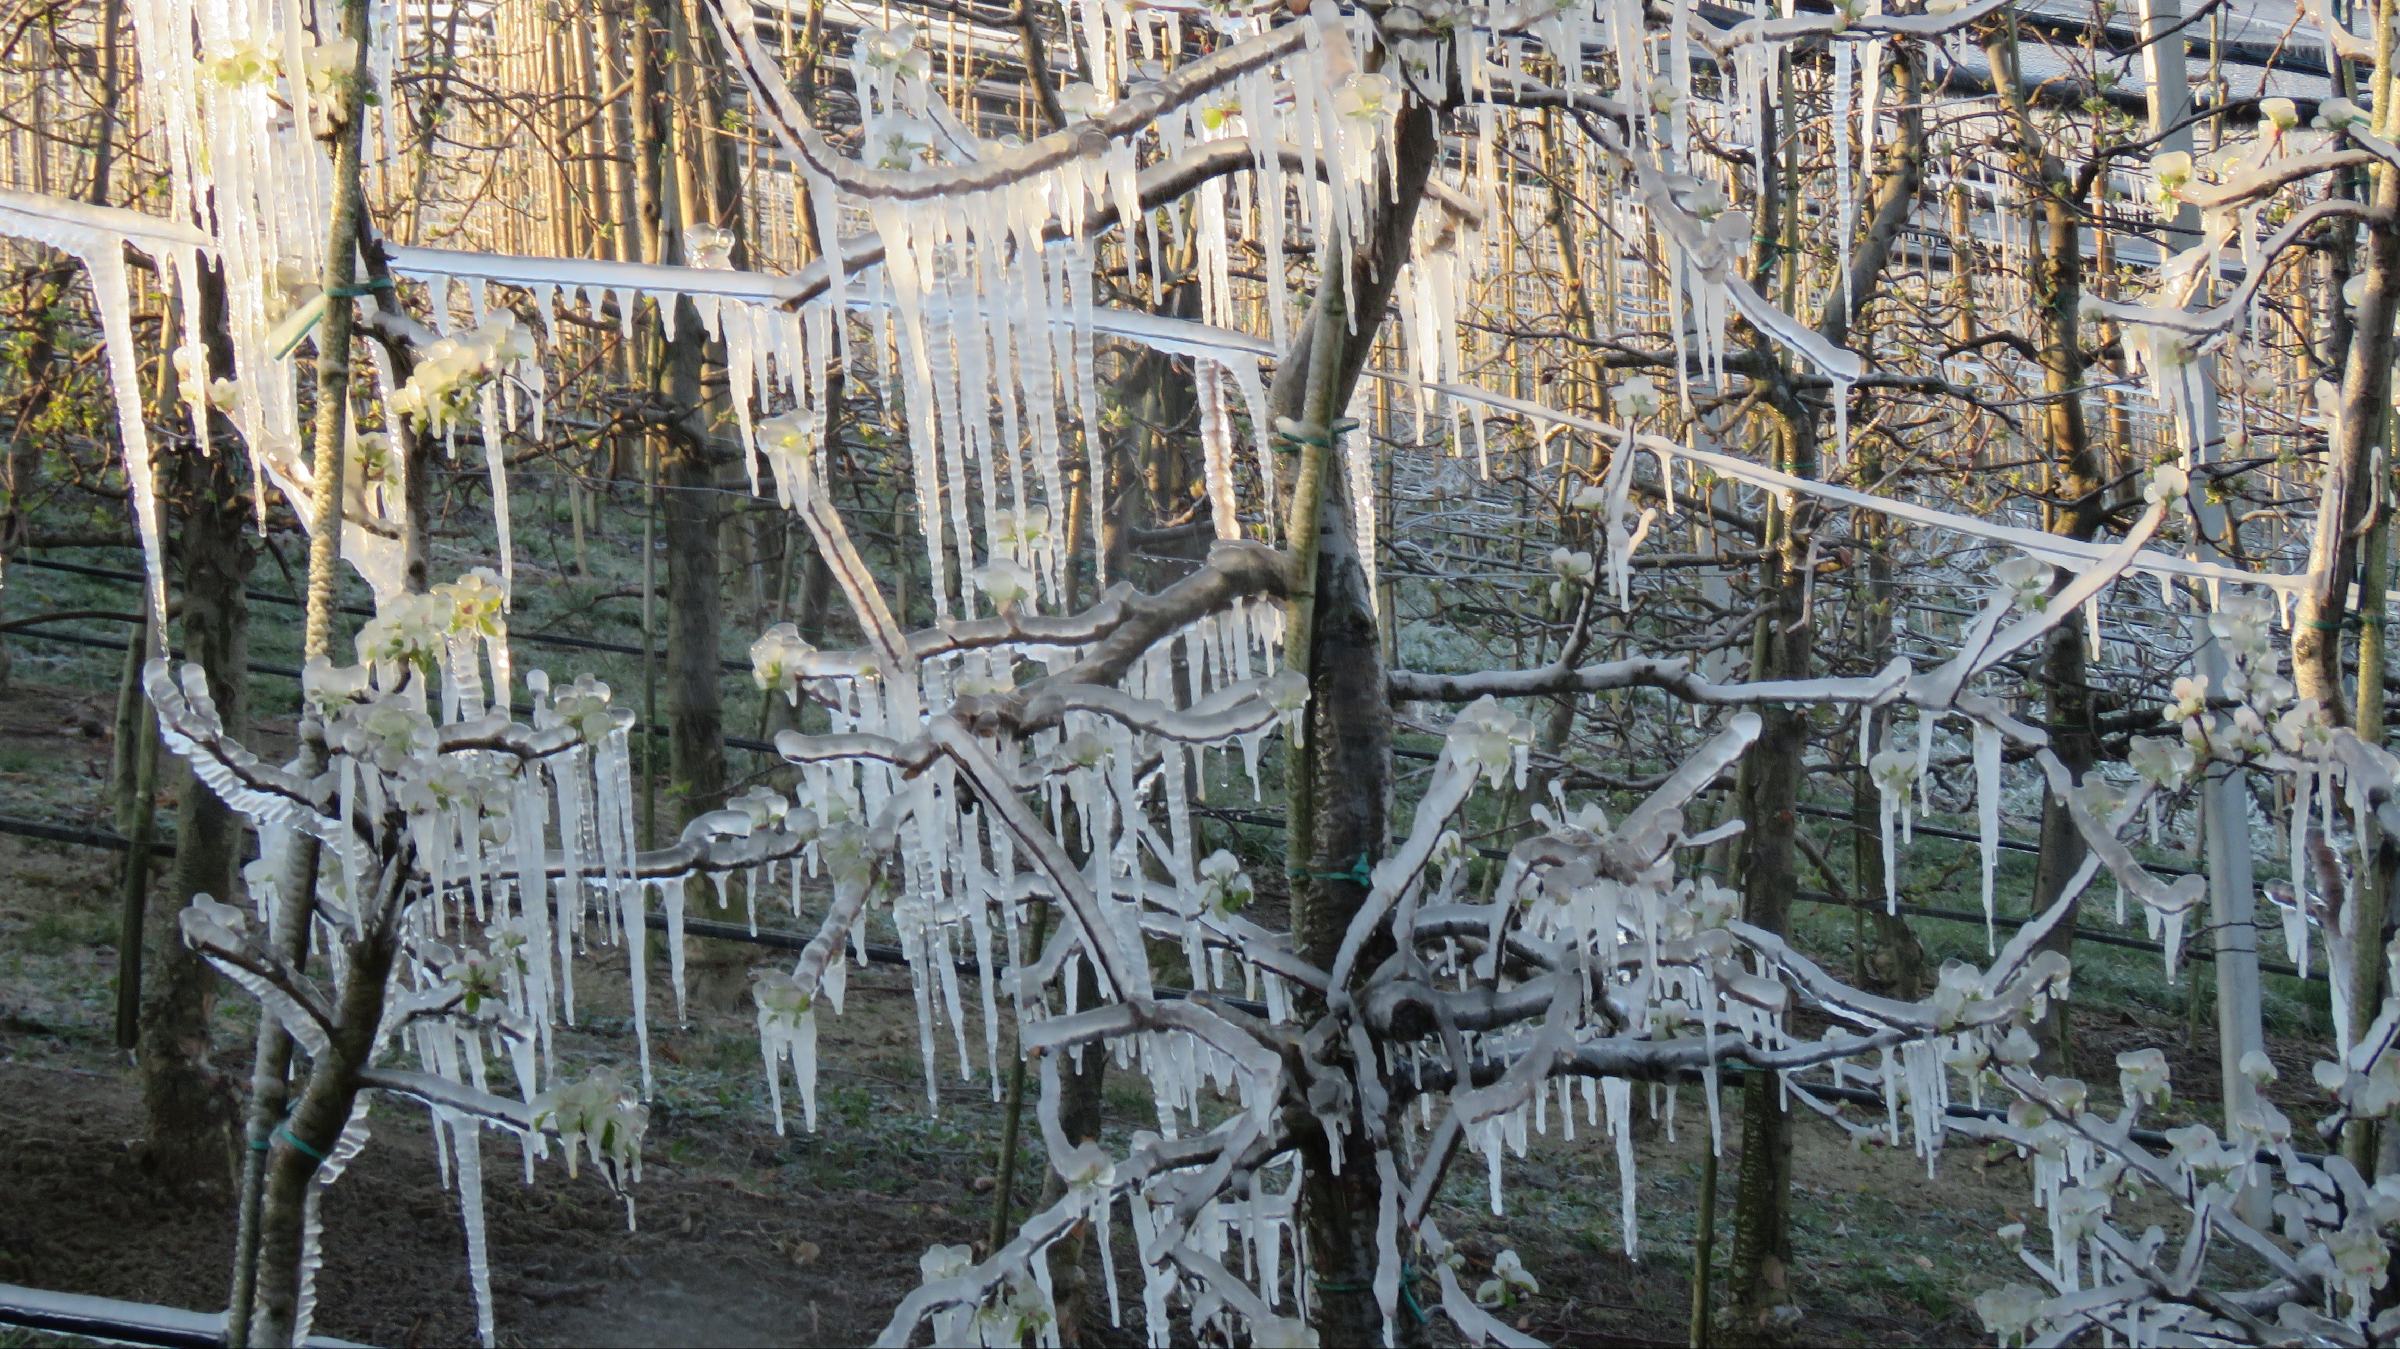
[0,672,2339,1346]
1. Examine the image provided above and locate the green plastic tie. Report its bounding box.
[1272,418,1363,455]
[275,1124,329,1163]
[326,277,396,298]
[1289,851,1374,888]
[1310,1265,1430,1325]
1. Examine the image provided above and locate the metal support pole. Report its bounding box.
[2142,0,2269,1222]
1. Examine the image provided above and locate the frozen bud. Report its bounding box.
[1449,695,1535,786]
[206,38,279,88]
[354,700,438,767]
[971,558,1037,614]
[756,410,812,469]
[686,223,736,269]
[2274,699,2333,757]
[1056,82,1105,120]
[1549,546,1595,582]
[2315,1058,2353,1094]
[2117,1048,2171,1107]
[2151,150,2194,198]
[304,36,358,94]
[2143,464,2190,509]
[729,786,788,829]
[753,969,813,1023]
[2321,96,2366,130]
[1974,1284,2043,1345]
[355,591,449,674]
[2163,675,2210,725]
[438,568,506,637]
[918,1243,973,1282]
[553,673,621,743]
[1059,1141,1114,1194]
[749,623,814,704]
[2240,1049,2278,1085]
[1997,1025,2041,1065]
[301,655,370,711]
[1569,482,1608,511]
[1941,1036,1990,1074]
[2127,736,2195,788]
[1060,731,1109,768]
[2223,427,2250,453]
[1610,375,1661,417]
[1198,850,1255,918]
[2261,97,2299,131]
[1993,552,2053,609]
[865,116,937,171]
[1868,746,1920,794]
[1263,670,1310,714]
[180,894,250,944]
[533,1069,647,1184]
[1332,72,1396,122]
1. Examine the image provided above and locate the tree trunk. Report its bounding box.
[247,915,400,1346]
[1728,47,1924,1339]
[139,311,253,1185]
[2296,117,2400,715]
[229,3,374,1335]
[1266,100,1436,1347]
[1725,417,1814,1343]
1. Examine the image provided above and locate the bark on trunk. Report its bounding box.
[1265,100,1437,1347]
[1985,22,2105,1075]
[138,262,253,1189]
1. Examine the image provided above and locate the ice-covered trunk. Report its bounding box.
[1291,495,1396,1347]
[231,10,376,1336]
[140,262,252,1187]
[1849,506,1926,998]
[1265,100,1436,1348]
[1987,31,2104,1076]
[248,898,401,1348]
[2295,172,2400,714]
[1725,414,1814,1345]
[660,312,727,828]
[2027,622,2098,1074]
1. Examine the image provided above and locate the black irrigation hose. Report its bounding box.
[11,552,751,674]
[0,1281,361,1349]
[2,623,777,755]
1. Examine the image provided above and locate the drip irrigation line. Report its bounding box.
[1,623,777,755]
[0,1281,362,1348]
[11,553,749,674]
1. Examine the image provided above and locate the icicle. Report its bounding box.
[661,875,688,1025]
[447,1110,496,1347]
[1975,722,2000,954]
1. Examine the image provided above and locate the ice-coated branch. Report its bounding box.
[1390,653,1911,705]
